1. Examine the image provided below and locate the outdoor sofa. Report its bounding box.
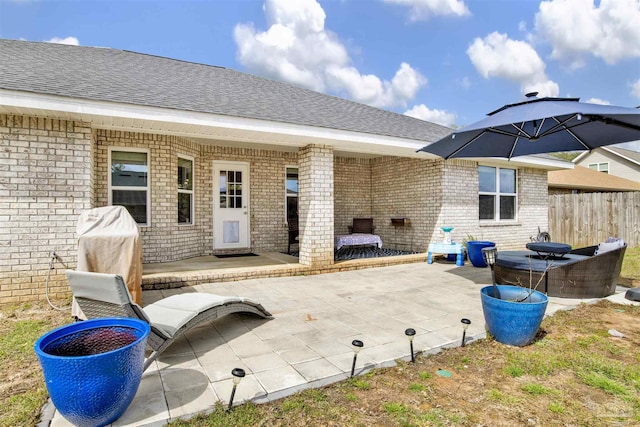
[494,243,626,299]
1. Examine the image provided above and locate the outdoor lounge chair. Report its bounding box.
[65,270,272,371]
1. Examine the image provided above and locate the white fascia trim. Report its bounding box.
[600,146,640,167]
[572,151,590,163]
[0,89,432,152]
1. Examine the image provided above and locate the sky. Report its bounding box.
[1,0,639,149]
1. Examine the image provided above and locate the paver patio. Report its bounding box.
[45,260,634,427]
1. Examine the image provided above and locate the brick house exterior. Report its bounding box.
[0,40,564,303]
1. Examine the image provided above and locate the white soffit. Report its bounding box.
[0,90,439,159]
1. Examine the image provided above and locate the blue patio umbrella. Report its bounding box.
[418,96,640,159]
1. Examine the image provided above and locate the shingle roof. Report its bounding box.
[0,39,451,143]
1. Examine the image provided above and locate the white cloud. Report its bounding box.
[404,104,457,127]
[584,98,610,105]
[234,0,426,109]
[631,78,640,99]
[535,0,640,68]
[382,0,470,20]
[467,31,559,97]
[45,36,79,46]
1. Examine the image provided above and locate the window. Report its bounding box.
[588,162,609,173]
[478,166,517,221]
[109,148,150,225]
[286,167,298,222]
[178,156,194,225]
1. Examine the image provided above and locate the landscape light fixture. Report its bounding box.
[482,246,500,299]
[350,339,364,377]
[461,318,471,347]
[227,368,246,412]
[405,328,416,362]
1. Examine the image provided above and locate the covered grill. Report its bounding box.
[72,206,142,318]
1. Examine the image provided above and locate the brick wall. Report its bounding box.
[0,115,93,304]
[370,156,443,252]
[436,162,549,250]
[96,131,300,262]
[95,130,206,263]
[334,157,372,234]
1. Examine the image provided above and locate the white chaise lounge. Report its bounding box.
[66,270,272,371]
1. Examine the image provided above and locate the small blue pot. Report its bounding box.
[480,285,548,346]
[467,241,495,267]
[35,318,150,427]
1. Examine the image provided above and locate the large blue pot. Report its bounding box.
[480,285,548,346]
[467,241,495,267]
[35,318,150,427]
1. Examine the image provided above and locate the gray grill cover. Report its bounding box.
[73,206,142,318]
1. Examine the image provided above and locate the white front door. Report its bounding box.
[213,161,250,250]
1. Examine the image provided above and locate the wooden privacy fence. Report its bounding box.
[548,192,640,248]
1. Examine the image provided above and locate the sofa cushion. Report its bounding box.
[594,238,625,255]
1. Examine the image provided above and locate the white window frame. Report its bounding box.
[478,165,518,222]
[108,147,151,226]
[285,166,298,223]
[588,162,609,173]
[178,155,195,226]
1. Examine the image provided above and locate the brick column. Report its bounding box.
[298,145,334,267]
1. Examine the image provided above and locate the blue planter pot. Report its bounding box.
[480,285,548,346]
[467,241,495,267]
[35,318,150,427]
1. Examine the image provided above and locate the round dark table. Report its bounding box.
[526,242,572,259]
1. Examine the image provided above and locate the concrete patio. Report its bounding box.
[45,260,634,427]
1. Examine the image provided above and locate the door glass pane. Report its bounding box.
[479,195,495,220]
[219,171,227,194]
[219,196,226,208]
[499,169,516,193]
[500,196,516,220]
[178,193,192,224]
[178,158,193,190]
[235,171,242,182]
[113,190,147,223]
[286,167,298,195]
[287,196,298,222]
[111,151,147,187]
[478,166,496,192]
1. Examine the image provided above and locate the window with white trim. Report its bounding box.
[588,162,609,173]
[286,167,298,223]
[109,148,150,225]
[478,166,517,221]
[178,156,194,225]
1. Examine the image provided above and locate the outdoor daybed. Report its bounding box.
[494,243,626,299]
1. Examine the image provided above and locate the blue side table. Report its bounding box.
[427,242,464,266]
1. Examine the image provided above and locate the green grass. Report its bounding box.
[408,382,425,392]
[621,247,640,280]
[548,402,565,414]
[0,315,69,427]
[522,382,557,396]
